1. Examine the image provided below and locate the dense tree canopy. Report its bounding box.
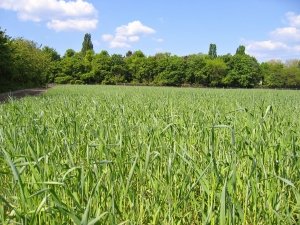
[224,53,261,87]
[1,29,300,92]
[0,29,54,92]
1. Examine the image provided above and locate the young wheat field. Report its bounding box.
[0,85,299,224]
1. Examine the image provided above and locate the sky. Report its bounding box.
[0,0,300,61]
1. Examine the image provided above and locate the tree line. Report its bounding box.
[1,29,300,92]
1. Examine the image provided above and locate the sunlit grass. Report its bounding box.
[1,85,299,224]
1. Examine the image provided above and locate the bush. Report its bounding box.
[54,76,73,84]
[75,80,84,84]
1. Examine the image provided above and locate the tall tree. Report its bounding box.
[81,33,94,55]
[236,45,246,55]
[0,28,13,81]
[208,43,217,58]
[126,50,133,57]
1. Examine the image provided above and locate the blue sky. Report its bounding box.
[1,0,300,61]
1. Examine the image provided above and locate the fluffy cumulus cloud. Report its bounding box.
[245,12,300,61]
[286,12,300,28]
[47,19,98,32]
[247,40,288,51]
[271,27,300,41]
[102,21,156,48]
[0,0,98,32]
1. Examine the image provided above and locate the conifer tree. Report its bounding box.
[208,43,217,58]
[81,33,93,55]
[236,45,246,55]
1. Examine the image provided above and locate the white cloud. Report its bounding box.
[128,36,140,42]
[116,21,155,36]
[0,0,98,32]
[47,19,98,32]
[247,40,288,51]
[286,12,300,28]
[246,40,300,61]
[102,20,156,48]
[110,40,131,49]
[102,34,114,42]
[244,12,300,61]
[271,27,300,41]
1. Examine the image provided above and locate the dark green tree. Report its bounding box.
[92,50,112,84]
[126,50,133,57]
[64,49,76,57]
[81,33,94,55]
[236,45,246,55]
[41,46,61,84]
[0,28,13,82]
[110,54,129,83]
[42,46,60,61]
[223,54,261,87]
[56,51,85,84]
[185,54,207,84]
[208,43,217,58]
[154,54,186,86]
[125,50,146,83]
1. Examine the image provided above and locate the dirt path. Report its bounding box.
[0,88,48,103]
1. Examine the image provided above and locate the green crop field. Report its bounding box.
[0,85,299,224]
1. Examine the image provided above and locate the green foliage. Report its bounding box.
[203,58,227,87]
[54,75,73,84]
[10,38,51,85]
[110,54,129,83]
[154,54,186,86]
[0,29,54,91]
[283,61,300,88]
[208,43,217,58]
[91,50,112,83]
[223,54,261,87]
[261,61,285,87]
[126,50,133,57]
[59,52,85,81]
[81,33,94,56]
[235,45,246,55]
[155,70,185,86]
[42,46,60,61]
[125,50,146,83]
[185,54,207,84]
[1,28,300,90]
[0,28,13,81]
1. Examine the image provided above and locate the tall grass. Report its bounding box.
[0,85,299,224]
